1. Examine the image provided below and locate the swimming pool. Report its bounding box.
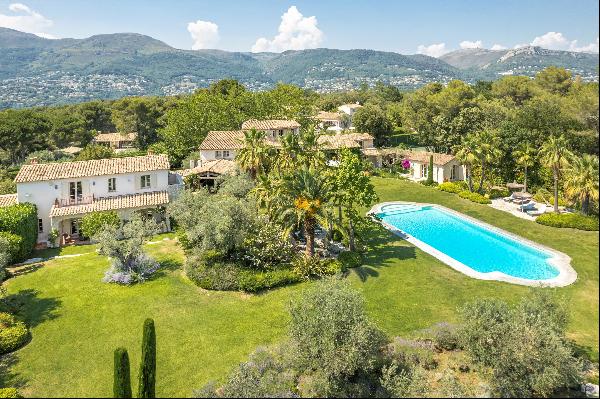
[370,202,576,286]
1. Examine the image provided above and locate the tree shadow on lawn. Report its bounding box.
[1,289,61,328]
[350,223,417,283]
[0,353,27,390]
[147,257,183,280]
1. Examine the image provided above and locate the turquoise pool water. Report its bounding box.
[377,204,559,280]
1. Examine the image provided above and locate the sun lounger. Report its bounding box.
[519,201,536,211]
[503,193,516,202]
[527,204,548,216]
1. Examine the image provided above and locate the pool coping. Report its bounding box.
[367,201,577,287]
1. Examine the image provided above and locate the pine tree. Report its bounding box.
[137,318,156,398]
[113,347,132,398]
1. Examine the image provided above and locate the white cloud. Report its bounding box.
[491,44,507,51]
[459,40,483,49]
[0,2,54,38]
[251,6,323,52]
[416,43,448,58]
[529,31,599,53]
[187,20,219,50]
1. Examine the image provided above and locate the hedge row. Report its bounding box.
[0,232,23,265]
[458,191,492,204]
[438,182,463,194]
[0,203,38,262]
[536,213,599,231]
[0,312,30,355]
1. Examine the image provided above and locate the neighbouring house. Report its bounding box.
[241,119,301,139]
[363,148,465,184]
[93,132,137,151]
[337,103,362,129]
[199,119,300,163]
[0,193,17,208]
[12,154,183,245]
[318,132,375,151]
[59,146,83,156]
[315,111,346,131]
[180,159,238,188]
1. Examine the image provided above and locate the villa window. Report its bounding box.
[222,150,230,158]
[140,175,151,189]
[38,219,43,233]
[215,150,222,158]
[450,165,457,180]
[420,164,428,178]
[108,177,116,192]
[69,181,82,202]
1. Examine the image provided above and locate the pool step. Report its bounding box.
[380,205,422,216]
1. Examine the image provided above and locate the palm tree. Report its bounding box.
[275,132,301,173]
[564,154,599,215]
[298,128,325,169]
[513,143,536,193]
[236,129,272,179]
[276,167,331,257]
[540,135,573,213]
[460,131,502,193]
[454,139,477,192]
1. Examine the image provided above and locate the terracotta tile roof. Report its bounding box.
[241,119,300,130]
[315,111,343,121]
[317,133,374,150]
[49,191,169,217]
[15,154,170,183]
[93,132,137,143]
[362,148,456,166]
[199,131,246,150]
[180,159,238,178]
[0,194,17,208]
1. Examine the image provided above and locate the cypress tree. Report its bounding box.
[426,154,434,185]
[113,347,132,398]
[137,318,156,398]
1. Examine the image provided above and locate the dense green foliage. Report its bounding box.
[0,232,22,267]
[458,190,492,204]
[138,318,156,399]
[80,211,120,239]
[437,182,463,194]
[113,347,132,398]
[0,388,21,398]
[0,312,30,354]
[459,291,581,397]
[0,203,37,262]
[536,212,599,231]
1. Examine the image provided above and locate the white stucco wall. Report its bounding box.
[17,169,169,242]
[200,150,237,162]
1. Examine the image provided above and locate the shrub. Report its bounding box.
[75,143,115,161]
[138,318,156,398]
[536,213,599,231]
[292,256,344,279]
[433,325,460,352]
[238,269,301,293]
[488,187,510,199]
[240,221,294,271]
[0,232,22,266]
[437,182,462,194]
[458,190,492,204]
[80,211,120,239]
[337,251,363,268]
[0,312,30,354]
[0,388,21,398]
[113,347,132,398]
[0,203,37,262]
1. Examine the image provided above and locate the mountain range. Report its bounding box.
[1,27,598,108]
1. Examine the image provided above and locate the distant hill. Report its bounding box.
[440,46,599,79]
[0,28,598,108]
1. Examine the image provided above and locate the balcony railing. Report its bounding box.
[54,195,94,208]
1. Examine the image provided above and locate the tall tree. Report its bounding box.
[540,135,573,213]
[470,130,503,193]
[513,143,536,193]
[114,347,132,398]
[277,167,331,257]
[454,139,477,192]
[138,318,156,398]
[564,154,599,215]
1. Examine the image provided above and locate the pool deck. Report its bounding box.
[368,201,577,288]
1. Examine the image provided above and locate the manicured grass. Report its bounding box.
[2,178,598,397]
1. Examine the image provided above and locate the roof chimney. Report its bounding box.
[30,157,38,164]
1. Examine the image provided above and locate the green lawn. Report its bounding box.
[2,178,598,397]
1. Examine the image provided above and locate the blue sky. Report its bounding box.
[1,0,598,55]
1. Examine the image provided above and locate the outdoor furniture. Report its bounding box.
[519,201,536,211]
[506,181,526,192]
[513,191,533,205]
[503,193,517,202]
[527,204,548,216]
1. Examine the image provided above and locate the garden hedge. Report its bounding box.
[0,232,23,265]
[437,182,463,194]
[458,191,492,204]
[0,203,37,262]
[536,213,599,231]
[0,312,30,354]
